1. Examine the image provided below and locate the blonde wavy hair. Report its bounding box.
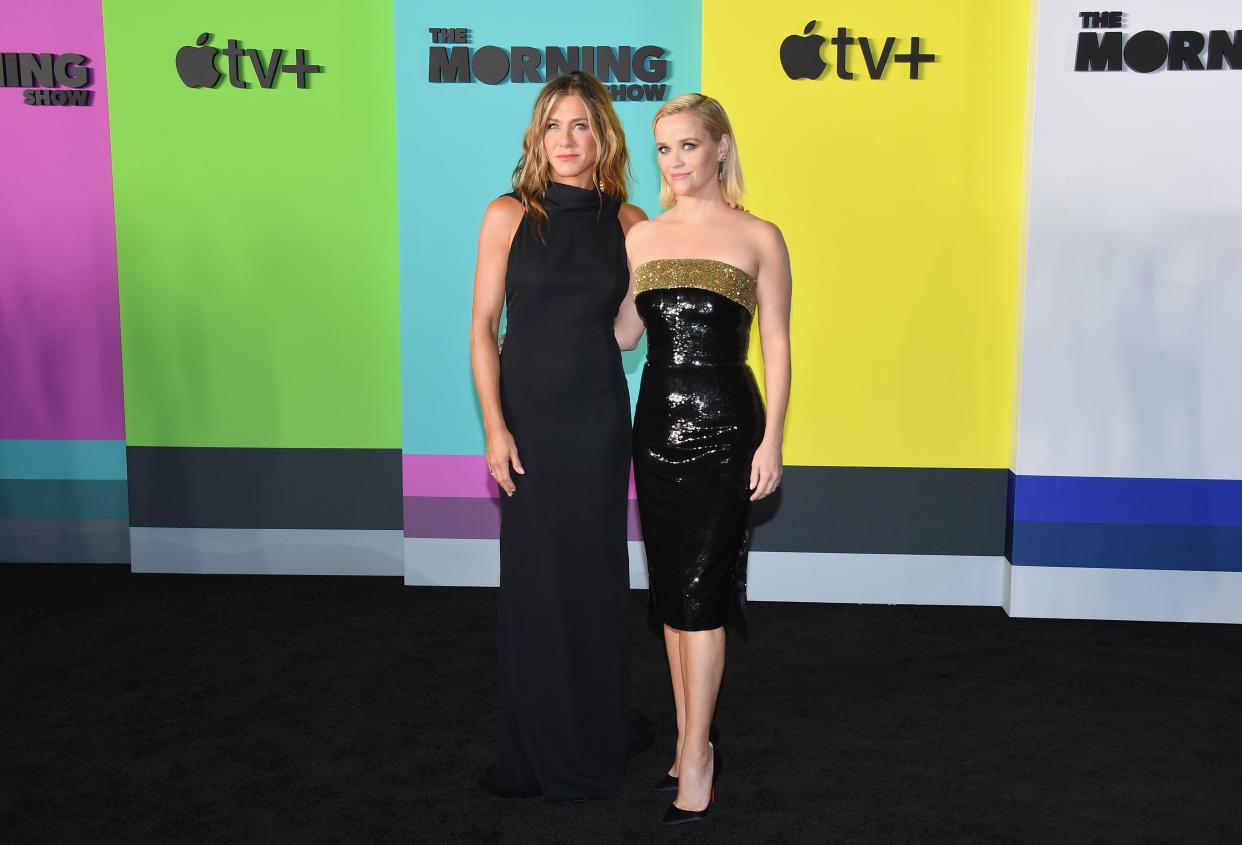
[512,72,630,230]
[653,93,744,208]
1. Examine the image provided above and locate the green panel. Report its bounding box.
[103,1,399,448]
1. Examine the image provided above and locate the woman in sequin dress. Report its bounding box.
[615,94,792,826]
[469,72,648,801]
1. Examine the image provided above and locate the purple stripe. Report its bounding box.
[404,496,499,539]
[627,500,643,539]
[403,454,639,500]
[404,496,643,540]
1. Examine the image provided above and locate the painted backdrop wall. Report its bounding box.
[1008,0,1242,622]
[397,0,702,587]
[103,0,403,574]
[0,0,128,563]
[703,0,1029,604]
[2,0,1239,624]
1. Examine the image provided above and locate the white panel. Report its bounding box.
[405,539,650,588]
[405,540,1005,606]
[748,552,1006,606]
[130,528,403,576]
[1016,0,1242,479]
[1005,562,1242,623]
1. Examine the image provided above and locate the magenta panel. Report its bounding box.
[0,1,123,439]
[402,454,639,499]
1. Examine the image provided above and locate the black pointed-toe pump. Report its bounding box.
[660,742,719,826]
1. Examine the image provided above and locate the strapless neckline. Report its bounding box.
[633,257,756,282]
[632,257,758,313]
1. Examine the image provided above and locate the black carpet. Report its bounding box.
[3,565,1240,844]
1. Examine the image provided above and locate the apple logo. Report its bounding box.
[780,20,828,80]
[176,32,222,88]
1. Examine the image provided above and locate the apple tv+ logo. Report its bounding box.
[176,33,323,89]
[781,20,936,80]
[0,52,93,106]
[1074,12,1241,72]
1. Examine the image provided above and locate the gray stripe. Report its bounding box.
[751,466,1008,555]
[130,528,403,575]
[126,447,401,529]
[404,538,649,589]
[0,518,131,563]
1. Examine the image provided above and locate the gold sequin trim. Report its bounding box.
[633,258,757,314]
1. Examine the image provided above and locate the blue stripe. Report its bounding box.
[0,440,128,481]
[1014,475,1242,526]
[1011,521,1242,572]
[0,480,129,519]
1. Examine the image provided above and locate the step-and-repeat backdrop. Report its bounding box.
[1,0,1238,622]
[1011,0,1242,621]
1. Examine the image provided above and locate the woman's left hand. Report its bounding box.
[748,439,783,501]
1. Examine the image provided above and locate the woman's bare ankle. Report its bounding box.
[669,738,685,777]
[679,742,712,773]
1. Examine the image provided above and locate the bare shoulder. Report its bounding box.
[619,202,649,236]
[619,202,649,226]
[480,195,524,245]
[728,207,780,237]
[624,214,660,246]
[485,194,524,223]
[737,214,786,255]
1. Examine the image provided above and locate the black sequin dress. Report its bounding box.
[482,181,632,799]
[632,258,765,632]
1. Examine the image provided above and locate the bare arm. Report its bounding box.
[469,196,525,496]
[749,221,792,501]
[615,207,650,351]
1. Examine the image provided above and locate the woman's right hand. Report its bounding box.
[486,429,525,497]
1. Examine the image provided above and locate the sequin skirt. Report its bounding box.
[633,360,765,632]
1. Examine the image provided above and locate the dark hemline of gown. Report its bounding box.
[481,182,632,800]
[632,258,765,634]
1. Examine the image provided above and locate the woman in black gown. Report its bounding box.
[616,94,793,825]
[468,72,647,800]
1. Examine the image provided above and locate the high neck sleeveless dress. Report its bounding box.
[481,181,632,800]
[632,258,765,632]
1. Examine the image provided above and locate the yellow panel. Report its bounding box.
[703,1,1031,468]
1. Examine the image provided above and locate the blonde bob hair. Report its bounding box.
[653,93,745,208]
[512,71,630,230]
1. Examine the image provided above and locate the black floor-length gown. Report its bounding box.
[481,181,632,799]
[632,258,765,632]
